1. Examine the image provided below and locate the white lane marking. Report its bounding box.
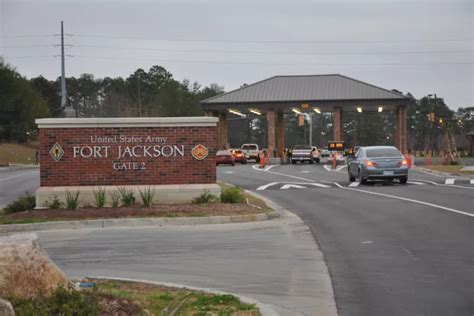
[252,165,315,183]
[251,164,277,172]
[223,171,234,174]
[407,181,426,185]
[256,182,280,191]
[280,184,306,190]
[471,179,474,185]
[336,165,348,171]
[299,170,311,173]
[413,179,474,190]
[0,171,38,182]
[349,182,360,187]
[445,178,455,185]
[323,165,331,171]
[333,184,474,218]
[361,241,373,244]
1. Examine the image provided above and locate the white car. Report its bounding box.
[241,143,260,162]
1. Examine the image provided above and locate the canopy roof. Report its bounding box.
[201,74,407,113]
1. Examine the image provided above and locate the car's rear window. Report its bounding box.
[294,145,311,150]
[366,148,402,158]
[242,145,257,150]
[217,150,231,156]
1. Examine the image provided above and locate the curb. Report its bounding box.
[86,276,278,316]
[412,166,473,179]
[0,211,280,233]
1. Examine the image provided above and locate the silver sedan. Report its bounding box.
[348,146,409,184]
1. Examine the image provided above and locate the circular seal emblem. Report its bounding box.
[191,144,209,160]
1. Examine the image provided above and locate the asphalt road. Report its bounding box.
[0,166,39,208]
[218,163,474,316]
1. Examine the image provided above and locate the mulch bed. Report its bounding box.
[4,203,269,222]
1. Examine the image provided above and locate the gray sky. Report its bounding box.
[1,0,472,109]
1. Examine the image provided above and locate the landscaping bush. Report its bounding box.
[47,195,62,209]
[65,190,80,210]
[192,190,218,204]
[110,191,121,208]
[9,284,100,315]
[220,187,245,204]
[2,192,35,214]
[118,187,135,207]
[139,187,155,208]
[93,187,106,208]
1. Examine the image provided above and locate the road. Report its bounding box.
[218,163,473,316]
[2,164,473,315]
[0,166,39,208]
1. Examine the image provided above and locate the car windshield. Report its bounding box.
[365,148,402,158]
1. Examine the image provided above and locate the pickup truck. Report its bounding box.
[291,145,313,164]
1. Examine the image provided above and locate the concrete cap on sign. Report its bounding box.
[35,117,219,128]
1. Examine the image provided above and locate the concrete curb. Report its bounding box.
[85,276,278,316]
[0,211,280,233]
[412,166,473,179]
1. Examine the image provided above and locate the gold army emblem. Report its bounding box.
[191,144,209,160]
[49,143,64,162]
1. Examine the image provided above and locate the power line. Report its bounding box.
[72,44,472,56]
[72,55,473,66]
[74,34,473,44]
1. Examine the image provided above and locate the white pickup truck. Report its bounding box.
[291,145,313,164]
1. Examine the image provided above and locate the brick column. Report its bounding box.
[267,109,276,157]
[333,107,343,141]
[396,105,407,154]
[218,112,228,149]
[276,111,285,157]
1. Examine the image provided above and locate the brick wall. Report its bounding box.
[39,126,217,186]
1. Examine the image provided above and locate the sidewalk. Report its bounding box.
[36,208,337,315]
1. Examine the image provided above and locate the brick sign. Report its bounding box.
[36,117,218,187]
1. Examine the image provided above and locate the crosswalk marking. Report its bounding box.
[445,179,455,185]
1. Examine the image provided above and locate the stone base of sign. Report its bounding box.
[35,184,221,208]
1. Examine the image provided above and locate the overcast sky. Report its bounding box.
[0,0,472,109]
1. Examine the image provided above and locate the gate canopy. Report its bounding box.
[201,74,407,113]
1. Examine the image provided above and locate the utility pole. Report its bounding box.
[60,21,69,116]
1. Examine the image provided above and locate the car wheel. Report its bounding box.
[348,171,356,182]
[316,158,320,163]
[358,169,366,184]
[216,163,219,166]
[242,160,247,165]
[309,160,314,164]
[291,159,296,165]
[231,162,235,166]
[399,176,408,184]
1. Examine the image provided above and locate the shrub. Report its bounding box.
[110,191,121,208]
[118,187,135,207]
[192,190,218,204]
[220,187,245,204]
[46,195,62,209]
[2,192,35,214]
[93,187,106,208]
[9,284,100,315]
[65,190,80,210]
[139,187,155,208]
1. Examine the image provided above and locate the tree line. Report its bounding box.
[1,57,472,155]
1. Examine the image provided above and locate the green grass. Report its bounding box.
[93,279,260,315]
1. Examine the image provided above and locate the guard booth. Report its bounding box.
[201,74,408,158]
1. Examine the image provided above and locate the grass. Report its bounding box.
[92,279,261,315]
[424,164,474,175]
[0,142,38,165]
